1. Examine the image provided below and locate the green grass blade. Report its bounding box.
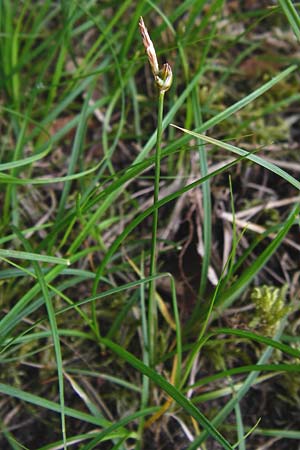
[170,124,300,191]
[187,321,288,449]
[12,227,67,449]
[78,408,158,450]
[0,146,50,171]
[0,383,112,427]
[93,154,247,289]
[278,0,300,40]
[0,160,102,184]
[138,64,297,163]
[187,363,300,389]
[218,204,300,309]
[0,249,70,265]
[56,84,93,219]
[100,336,234,450]
[210,328,300,359]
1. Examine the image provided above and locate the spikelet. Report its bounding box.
[139,16,172,93]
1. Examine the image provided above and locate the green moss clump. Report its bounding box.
[250,285,291,336]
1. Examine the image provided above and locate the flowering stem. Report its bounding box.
[138,16,172,366]
[148,89,165,366]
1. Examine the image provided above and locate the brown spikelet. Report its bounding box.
[139,16,172,92]
[139,16,159,76]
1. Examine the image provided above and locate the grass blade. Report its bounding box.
[0,249,70,265]
[278,0,300,40]
[100,336,234,450]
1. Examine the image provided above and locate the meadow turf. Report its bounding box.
[1,1,300,449]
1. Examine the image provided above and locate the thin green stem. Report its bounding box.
[148,89,165,366]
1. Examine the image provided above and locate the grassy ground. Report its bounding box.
[1,1,300,449]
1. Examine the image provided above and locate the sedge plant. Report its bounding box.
[2,3,300,449]
[139,17,172,366]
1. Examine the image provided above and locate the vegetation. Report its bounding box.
[1,1,300,449]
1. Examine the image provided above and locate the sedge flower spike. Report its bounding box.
[139,16,172,93]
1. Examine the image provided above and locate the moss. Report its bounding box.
[250,284,291,336]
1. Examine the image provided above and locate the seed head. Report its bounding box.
[139,16,172,93]
[139,16,159,76]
